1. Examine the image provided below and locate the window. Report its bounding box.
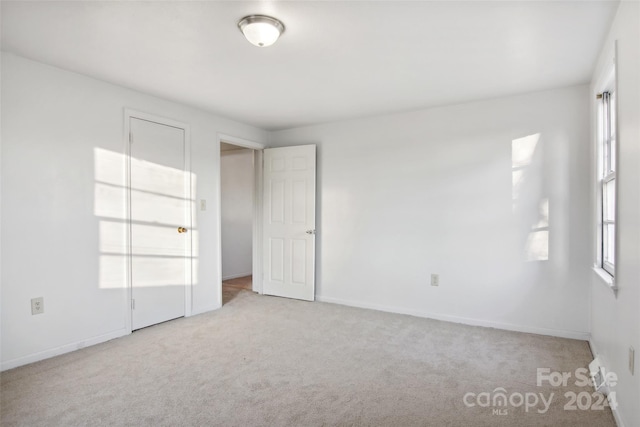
[598,89,616,277]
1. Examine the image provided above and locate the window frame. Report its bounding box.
[601,91,617,276]
[595,69,618,287]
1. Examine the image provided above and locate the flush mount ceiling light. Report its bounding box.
[238,15,285,47]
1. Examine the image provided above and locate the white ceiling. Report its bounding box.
[1,1,618,131]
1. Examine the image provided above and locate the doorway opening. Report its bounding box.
[217,136,316,306]
[220,140,261,305]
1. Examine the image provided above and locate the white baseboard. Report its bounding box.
[1,328,129,372]
[316,295,590,341]
[3,304,224,371]
[588,339,625,427]
[222,272,252,281]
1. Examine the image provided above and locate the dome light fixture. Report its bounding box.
[238,15,285,47]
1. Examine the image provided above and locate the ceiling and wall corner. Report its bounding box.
[0,1,619,131]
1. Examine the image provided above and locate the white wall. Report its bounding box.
[589,2,640,426]
[0,53,268,369]
[270,85,591,339]
[220,148,253,280]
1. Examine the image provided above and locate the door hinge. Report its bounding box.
[129,131,133,144]
[131,299,135,310]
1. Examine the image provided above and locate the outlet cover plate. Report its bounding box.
[431,274,439,286]
[31,297,44,315]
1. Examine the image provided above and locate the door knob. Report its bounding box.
[306,230,316,235]
[178,227,188,233]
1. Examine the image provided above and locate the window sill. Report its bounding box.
[593,266,617,292]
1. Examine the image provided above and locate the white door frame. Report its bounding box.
[124,109,193,333]
[217,134,265,297]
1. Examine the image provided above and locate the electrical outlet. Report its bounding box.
[31,297,44,315]
[200,199,207,211]
[431,274,439,287]
[630,347,635,375]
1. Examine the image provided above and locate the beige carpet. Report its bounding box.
[1,289,615,426]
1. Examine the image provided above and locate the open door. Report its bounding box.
[262,145,316,301]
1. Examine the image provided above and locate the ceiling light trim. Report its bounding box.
[238,15,285,47]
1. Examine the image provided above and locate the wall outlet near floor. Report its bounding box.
[630,346,635,375]
[430,274,439,287]
[31,297,44,315]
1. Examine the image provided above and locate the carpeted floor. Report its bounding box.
[1,290,616,426]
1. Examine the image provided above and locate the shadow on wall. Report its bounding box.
[512,133,549,262]
[93,148,199,291]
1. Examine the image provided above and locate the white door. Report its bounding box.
[130,117,190,330]
[263,145,316,301]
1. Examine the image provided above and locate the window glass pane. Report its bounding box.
[604,224,615,266]
[610,91,616,171]
[611,137,616,173]
[603,179,616,221]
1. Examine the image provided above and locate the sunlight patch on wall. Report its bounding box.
[99,255,127,289]
[525,198,549,261]
[511,133,540,208]
[94,148,198,289]
[511,134,549,262]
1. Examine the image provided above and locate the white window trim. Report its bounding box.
[593,51,618,293]
[593,265,615,290]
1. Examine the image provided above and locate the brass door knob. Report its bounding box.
[177,227,188,233]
